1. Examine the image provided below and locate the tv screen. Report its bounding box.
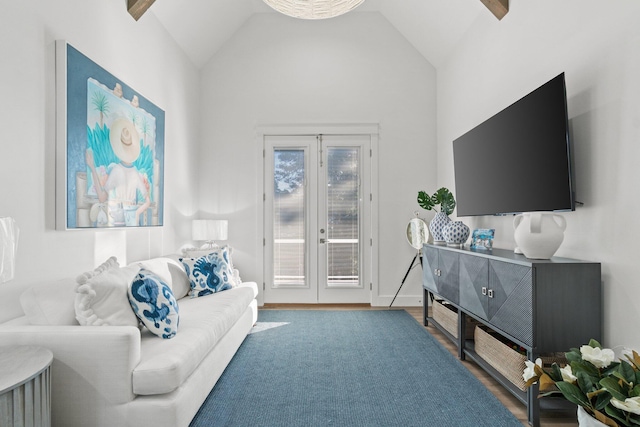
[453,73,575,217]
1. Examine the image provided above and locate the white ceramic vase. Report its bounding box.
[442,220,470,248]
[429,212,451,245]
[577,406,607,427]
[513,212,566,259]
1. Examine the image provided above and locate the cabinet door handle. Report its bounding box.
[488,289,494,298]
[482,287,487,296]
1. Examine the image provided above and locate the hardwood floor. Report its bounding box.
[260,304,578,427]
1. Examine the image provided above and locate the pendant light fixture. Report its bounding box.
[263,0,365,20]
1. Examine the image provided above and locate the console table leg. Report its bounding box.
[528,351,540,427]
[458,311,466,360]
[423,288,429,326]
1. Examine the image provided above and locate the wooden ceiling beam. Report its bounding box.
[480,0,509,20]
[128,0,156,21]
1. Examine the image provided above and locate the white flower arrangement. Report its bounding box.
[523,339,640,426]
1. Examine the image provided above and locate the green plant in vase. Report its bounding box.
[417,188,456,245]
[417,187,456,215]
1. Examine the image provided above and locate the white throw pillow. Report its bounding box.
[134,257,191,300]
[75,261,140,327]
[20,278,79,325]
[76,256,120,285]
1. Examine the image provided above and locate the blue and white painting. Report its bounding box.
[59,42,164,229]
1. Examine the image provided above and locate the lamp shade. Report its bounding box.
[263,0,365,20]
[192,220,228,242]
[0,217,19,283]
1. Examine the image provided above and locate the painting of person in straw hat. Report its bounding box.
[86,116,151,227]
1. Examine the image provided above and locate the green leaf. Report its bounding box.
[578,370,597,394]
[605,404,632,427]
[632,384,640,398]
[589,339,603,349]
[573,360,601,378]
[417,191,435,211]
[595,392,612,411]
[604,362,623,378]
[556,381,591,408]
[432,187,456,215]
[618,360,637,384]
[566,349,583,363]
[600,377,627,401]
[550,363,564,382]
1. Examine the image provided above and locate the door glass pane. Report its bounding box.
[273,149,305,287]
[326,147,360,287]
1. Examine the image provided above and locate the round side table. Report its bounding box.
[0,346,53,427]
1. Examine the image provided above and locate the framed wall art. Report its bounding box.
[55,40,165,230]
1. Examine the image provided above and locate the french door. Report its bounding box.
[263,134,372,303]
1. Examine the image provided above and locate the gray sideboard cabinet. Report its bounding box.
[421,243,602,427]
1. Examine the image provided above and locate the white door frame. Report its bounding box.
[255,124,380,306]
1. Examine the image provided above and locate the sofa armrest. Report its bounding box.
[0,325,141,405]
[236,281,258,298]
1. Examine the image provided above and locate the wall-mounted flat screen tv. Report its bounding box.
[453,73,575,217]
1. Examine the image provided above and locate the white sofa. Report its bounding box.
[0,255,258,427]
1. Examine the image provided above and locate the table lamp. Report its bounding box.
[0,217,19,283]
[192,219,228,249]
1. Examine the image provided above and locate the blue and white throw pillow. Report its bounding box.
[128,268,180,339]
[180,248,236,298]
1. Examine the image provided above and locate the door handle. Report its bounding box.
[488,289,494,298]
[482,287,487,296]
[320,238,326,244]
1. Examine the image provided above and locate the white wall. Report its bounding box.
[438,0,640,349]
[0,0,200,321]
[198,12,437,305]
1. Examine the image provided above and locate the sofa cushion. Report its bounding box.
[180,248,237,298]
[132,285,255,395]
[75,264,140,327]
[133,257,191,300]
[128,268,180,339]
[20,278,79,325]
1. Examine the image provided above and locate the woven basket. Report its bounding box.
[475,326,528,391]
[432,300,475,340]
[540,352,568,367]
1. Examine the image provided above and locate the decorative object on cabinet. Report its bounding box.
[0,217,19,283]
[523,339,640,427]
[421,243,602,427]
[390,215,427,307]
[442,220,470,248]
[56,40,165,230]
[192,219,228,249]
[417,188,456,245]
[470,228,495,250]
[513,212,566,259]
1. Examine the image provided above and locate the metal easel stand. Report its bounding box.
[389,249,423,308]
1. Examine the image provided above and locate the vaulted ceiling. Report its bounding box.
[150,0,496,69]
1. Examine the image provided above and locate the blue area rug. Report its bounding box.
[190,310,522,427]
